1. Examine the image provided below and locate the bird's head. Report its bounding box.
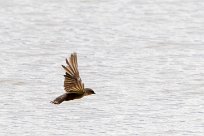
[84,88,95,96]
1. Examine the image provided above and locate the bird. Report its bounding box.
[51,52,95,104]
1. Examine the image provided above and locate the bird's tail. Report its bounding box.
[50,93,67,104]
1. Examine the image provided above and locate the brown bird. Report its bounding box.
[51,52,95,104]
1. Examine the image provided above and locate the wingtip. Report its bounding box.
[65,58,69,64]
[71,52,77,56]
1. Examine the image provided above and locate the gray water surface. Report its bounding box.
[0,0,204,136]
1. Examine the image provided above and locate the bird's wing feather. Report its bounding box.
[62,53,84,94]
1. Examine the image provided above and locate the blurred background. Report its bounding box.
[0,0,204,135]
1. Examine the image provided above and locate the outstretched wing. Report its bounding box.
[62,53,84,94]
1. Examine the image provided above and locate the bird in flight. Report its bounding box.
[51,52,95,104]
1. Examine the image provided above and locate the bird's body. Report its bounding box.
[51,93,83,104]
[51,53,95,104]
[51,88,94,104]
